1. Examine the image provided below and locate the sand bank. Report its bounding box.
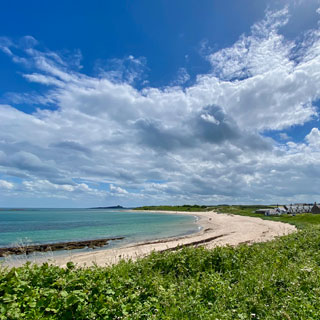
[3,211,296,268]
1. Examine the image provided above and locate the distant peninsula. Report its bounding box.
[90,205,126,209]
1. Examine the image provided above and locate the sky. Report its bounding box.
[1,1,320,207]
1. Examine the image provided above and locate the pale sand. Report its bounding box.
[3,211,296,268]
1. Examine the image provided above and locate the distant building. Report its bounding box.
[264,207,287,216]
[255,209,271,214]
[312,203,320,214]
[286,204,312,214]
[264,209,278,216]
[256,203,317,215]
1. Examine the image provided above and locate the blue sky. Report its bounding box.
[1,1,320,207]
[0,0,271,96]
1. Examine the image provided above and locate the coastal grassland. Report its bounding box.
[134,204,320,229]
[134,205,208,212]
[212,205,320,229]
[1,226,320,319]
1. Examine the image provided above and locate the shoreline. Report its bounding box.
[2,210,297,268]
[0,236,125,258]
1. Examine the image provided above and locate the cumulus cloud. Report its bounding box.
[0,180,14,190]
[306,127,320,146]
[110,184,128,194]
[1,6,320,206]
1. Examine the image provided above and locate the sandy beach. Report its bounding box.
[3,211,296,268]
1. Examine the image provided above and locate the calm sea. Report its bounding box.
[0,209,199,252]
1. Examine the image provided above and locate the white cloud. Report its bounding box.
[0,180,14,190]
[19,180,107,199]
[306,127,320,146]
[1,6,320,205]
[200,113,220,125]
[171,67,190,86]
[110,184,128,194]
[94,55,147,84]
[279,132,291,140]
[207,8,292,80]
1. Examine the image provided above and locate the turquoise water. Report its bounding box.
[0,209,199,250]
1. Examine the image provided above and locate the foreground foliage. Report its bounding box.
[1,226,320,319]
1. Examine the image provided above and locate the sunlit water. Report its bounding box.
[0,208,199,261]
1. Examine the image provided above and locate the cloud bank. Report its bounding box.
[1,7,320,206]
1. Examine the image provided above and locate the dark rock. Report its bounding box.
[0,237,125,257]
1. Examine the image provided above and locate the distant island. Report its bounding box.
[90,205,126,209]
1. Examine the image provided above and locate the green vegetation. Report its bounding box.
[211,205,320,229]
[2,205,320,319]
[134,204,208,212]
[135,204,320,229]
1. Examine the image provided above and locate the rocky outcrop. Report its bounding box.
[0,237,124,257]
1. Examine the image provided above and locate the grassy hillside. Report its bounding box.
[134,205,208,212]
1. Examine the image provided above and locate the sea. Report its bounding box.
[0,208,199,260]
